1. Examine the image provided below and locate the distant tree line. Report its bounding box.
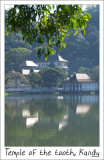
[5,67,67,88]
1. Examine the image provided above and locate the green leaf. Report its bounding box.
[45,56,47,60]
[74,30,79,36]
[59,45,62,51]
[83,29,86,35]
[49,38,51,45]
[84,13,91,18]
[47,5,51,9]
[62,43,66,48]
[5,32,8,36]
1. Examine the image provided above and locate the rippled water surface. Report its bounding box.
[5,94,99,146]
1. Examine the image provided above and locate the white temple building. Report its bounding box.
[20,60,39,75]
[20,54,68,75]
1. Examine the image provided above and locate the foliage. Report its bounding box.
[78,66,90,75]
[5,5,99,76]
[5,71,30,86]
[58,5,99,73]
[85,5,99,29]
[27,72,42,88]
[39,67,66,88]
[27,67,66,88]
[90,66,99,81]
[5,48,32,73]
[5,32,32,52]
[5,5,91,59]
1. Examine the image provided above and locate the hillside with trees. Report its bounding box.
[5,5,99,81]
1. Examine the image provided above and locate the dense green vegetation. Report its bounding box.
[5,5,91,59]
[27,72,42,88]
[5,5,99,80]
[5,68,66,88]
[27,67,66,88]
[5,48,32,73]
[39,67,66,88]
[5,71,30,88]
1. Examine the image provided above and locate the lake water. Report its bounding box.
[5,94,99,146]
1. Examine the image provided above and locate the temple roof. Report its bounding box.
[20,61,38,67]
[70,73,93,82]
[64,73,94,83]
[76,74,91,80]
[58,55,68,62]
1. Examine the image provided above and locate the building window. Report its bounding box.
[58,63,60,66]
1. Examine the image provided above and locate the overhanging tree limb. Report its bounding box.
[5,5,91,59]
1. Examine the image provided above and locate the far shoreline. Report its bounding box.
[5,88,99,96]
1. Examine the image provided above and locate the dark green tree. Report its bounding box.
[78,66,90,75]
[57,5,99,73]
[5,71,30,88]
[5,48,32,73]
[90,66,99,81]
[5,5,91,59]
[39,67,66,88]
[85,5,99,29]
[27,72,42,88]
[5,32,32,52]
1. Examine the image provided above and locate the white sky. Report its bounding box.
[5,5,14,10]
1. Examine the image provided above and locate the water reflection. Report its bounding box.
[76,104,91,115]
[5,94,99,146]
[22,110,39,127]
[22,109,30,117]
[59,113,69,131]
[22,99,69,130]
[64,95,98,103]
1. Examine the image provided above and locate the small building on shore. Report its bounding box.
[63,73,99,92]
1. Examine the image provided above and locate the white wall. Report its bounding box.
[36,62,50,68]
[53,62,67,68]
